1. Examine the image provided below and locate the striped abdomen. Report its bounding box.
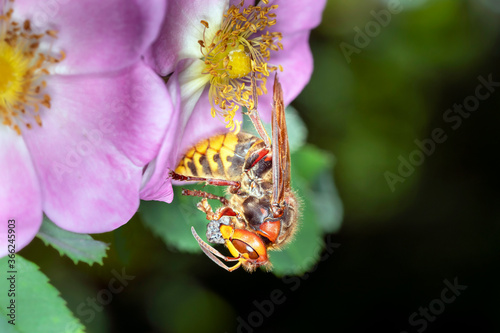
[175,132,265,180]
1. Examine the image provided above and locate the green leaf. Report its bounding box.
[311,169,344,233]
[270,145,343,276]
[36,216,109,265]
[269,175,323,276]
[291,144,332,183]
[0,256,85,333]
[293,145,343,233]
[140,187,222,253]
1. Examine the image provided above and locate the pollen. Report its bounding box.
[199,0,282,130]
[0,0,63,135]
[226,46,251,79]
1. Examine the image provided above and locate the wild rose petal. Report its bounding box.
[228,0,325,122]
[266,0,327,34]
[146,0,229,75]
[13,0,166,75]
[229,0,325,45]
[256,32,313,122]
[140,66,183,202]
[140,60,232,201]
[0,130,42,257]
[22,63,171,233]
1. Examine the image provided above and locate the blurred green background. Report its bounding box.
[21,0,500,332]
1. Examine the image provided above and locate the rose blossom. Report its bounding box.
[0,0,170,257]
[140,0,326,202]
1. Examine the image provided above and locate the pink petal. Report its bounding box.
[13,0,166,75]
[146,0,229,75]
[229,0,326,34]
[266,0,327,35]
[22,63,171,233]
[141,60,233,201]
[226,0,323,122]
[257,32,313,122]
[140,67,183,202]
[179,88,238,152]
[0,130,42,257]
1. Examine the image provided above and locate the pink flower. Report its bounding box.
[140,0,326,202]
[0,0,170,257]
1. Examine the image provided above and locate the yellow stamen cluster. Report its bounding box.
[0,0,64,135]
[198,0,283,131]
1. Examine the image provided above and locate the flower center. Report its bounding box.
[0,2,64,135]
[199,0,283,131]
[225,46,252,79]
[0,50,16,91]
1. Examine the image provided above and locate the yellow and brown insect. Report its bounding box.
[170,75,299,272]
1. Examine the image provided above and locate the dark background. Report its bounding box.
[22,1,500,332]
